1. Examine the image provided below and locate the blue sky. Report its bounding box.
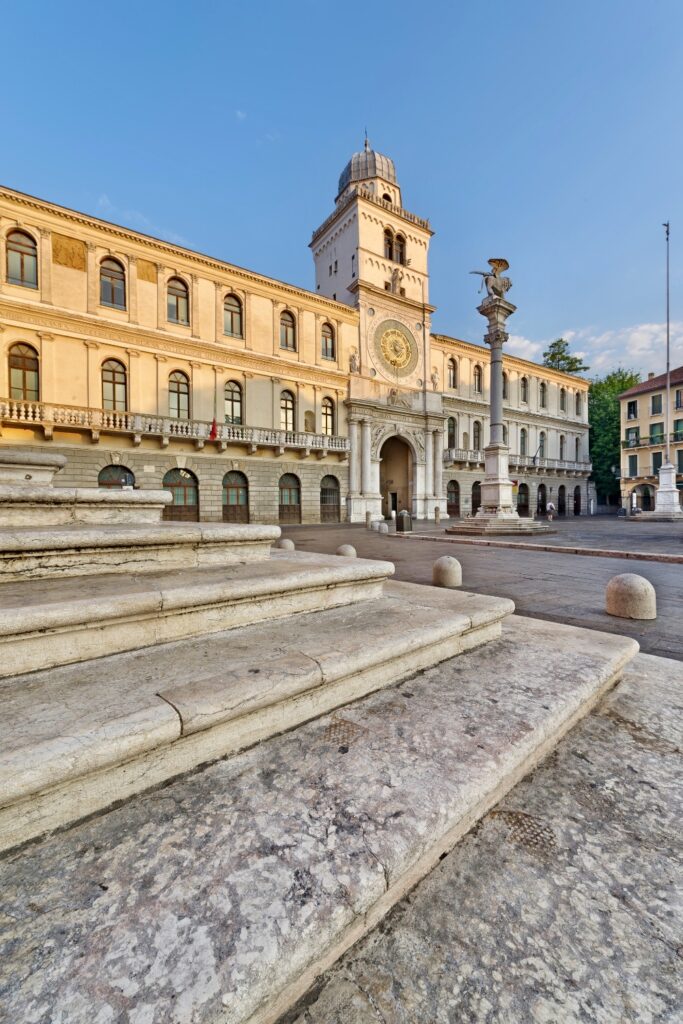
[2,0,682,377]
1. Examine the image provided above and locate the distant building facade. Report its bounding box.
[0,143,591,523]
[619,367,683,510]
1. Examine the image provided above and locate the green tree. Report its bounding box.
[588,368,640,502]
[543,338,590,374]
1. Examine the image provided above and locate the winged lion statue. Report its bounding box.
[470,258,512,299]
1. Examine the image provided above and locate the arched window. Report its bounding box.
[394,234,406,265]
[473,420,482,450]
[575,437,580,461]
[447,480,460,517]
[472,481,482,515]
[575,392,582,416]
[382,192,392,204]
[98,464,135,489]
[280,390,295,432]
[321,396,334,436]
[321,322,335,360]
[224,380,243,424]
[162,468,199,521]
[448,359,457,389]
[539,431,546,457]
[9,343,39,400]
[278,472,301,523]
[447,416,457,448]
[520,427,528,456]
[222,470,248,523]
[539,382,547,408]
[560,387,566,412]
[101,359,127,411]
[167,277,189,325]
[223,294,243,337]
[559,434,566,460]
[473,365,483,394]
[502,371,509,400]
[6,230,37,288]
[100,258,126,309]
[383,228,394,261]
[320,474,340,522]
[168,370,190,419]
[280,311,296,351]
[520,376,529,403]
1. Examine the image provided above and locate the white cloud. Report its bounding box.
[235,110,247,121]
[95,195,188,247]
[506,335,543,361]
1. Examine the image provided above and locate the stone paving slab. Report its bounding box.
[0,616,636,1024]
[400,530,683,564]
[289,652,683,1024]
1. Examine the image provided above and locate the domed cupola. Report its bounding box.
[336,137,400,203]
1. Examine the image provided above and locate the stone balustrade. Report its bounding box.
[0,398,349,455]
[443,446,592,475]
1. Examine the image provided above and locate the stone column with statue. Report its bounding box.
[446,260,551,535]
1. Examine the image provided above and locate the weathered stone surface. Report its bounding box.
[0,616,637,1024]
[335,544,356,557]
[292,652,682,1024]
[606,572,657,620]
[432,554,462,588]
[377,523,389,535]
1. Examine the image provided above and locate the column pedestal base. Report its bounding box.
[638,462,683,521]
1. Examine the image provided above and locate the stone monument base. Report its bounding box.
[636,462,683,521]
[445,513,554,536]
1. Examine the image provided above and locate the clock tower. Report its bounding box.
[310,141,445,523]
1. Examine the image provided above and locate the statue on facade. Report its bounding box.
[390,266,404,293]
[349,348,360,373]
[470,258,512,299]
[431,368,440,391]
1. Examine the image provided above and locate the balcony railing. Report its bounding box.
[443,447,592,474]
[0,398,350,454]
[621,432,682,448]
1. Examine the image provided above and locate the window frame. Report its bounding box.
[8,343,40,401]
[6,230,38,288]
[224,380,243,425]
[101,358,128,412]
[321,322,335,360]
[279,311,296,351]
[100,257,127,310]
[321,396,335,436]
[447,359,457,389]
[223,294,243,338]
[168,369,190,419]
[280,389,295,432]
[473,365,483,394]
[167,277,190,325]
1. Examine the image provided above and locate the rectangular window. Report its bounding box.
[678,449,683,474]
[652,451,663,474]
[628,454,638,477]
[674,419,683,441]
[650,422,664,444]
[625,427,639,446]
[651,394,663,415]
[627,399,638,419]
[676,389,682,410]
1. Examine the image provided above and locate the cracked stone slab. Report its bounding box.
[289,650,682,1024]
[0,615,636,1024]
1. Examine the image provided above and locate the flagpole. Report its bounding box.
[664,221,670,465]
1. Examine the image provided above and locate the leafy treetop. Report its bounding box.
[588,368,641,501]
[543,338,590,374]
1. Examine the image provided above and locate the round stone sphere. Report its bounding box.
[432,555,462,589]
[274,538,295,551]
[605,573,656,620]
[336,544,357,557]
[378,522,389,534]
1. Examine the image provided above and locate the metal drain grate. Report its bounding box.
[492,810,557,853]
[322,716,368,747]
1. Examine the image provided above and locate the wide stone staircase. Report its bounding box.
[0,449,640,1024]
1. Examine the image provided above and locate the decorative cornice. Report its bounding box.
[0,185,357,319]
[0,298,352,390]
[431,333,590,389]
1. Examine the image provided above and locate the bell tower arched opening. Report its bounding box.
[379,436,413,518]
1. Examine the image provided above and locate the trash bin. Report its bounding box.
[396,510,413,533]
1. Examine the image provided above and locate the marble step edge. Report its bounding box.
[0,584,514,853]
[0,555,395,679]
[0,522,281,580]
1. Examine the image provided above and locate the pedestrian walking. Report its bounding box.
[547,500,556,523]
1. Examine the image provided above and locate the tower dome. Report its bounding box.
[337,137,397,198]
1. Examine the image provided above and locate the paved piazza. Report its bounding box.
[282,520,683,661]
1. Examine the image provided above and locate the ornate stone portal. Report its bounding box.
[446,261,551,535]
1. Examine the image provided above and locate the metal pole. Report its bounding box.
[664,221,671,464]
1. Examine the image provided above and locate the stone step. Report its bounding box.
[0,551,394,678]
[0,580,512,852]
[0,482,173,525]
[0,581,511,851]
[0,521,280,581]
[0,616,638,1024]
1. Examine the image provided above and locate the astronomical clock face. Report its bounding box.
[373,319,419,378]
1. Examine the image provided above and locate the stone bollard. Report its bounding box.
[434,506,441,525]
[432,555,462,588]
[605,573,656,620]
[365,511,372,529]
[336,544,357,557]
[371,521,381,531]
[378,522,389,534]
[274,538,295,551]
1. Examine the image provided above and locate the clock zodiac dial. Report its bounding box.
[373,319,419,378]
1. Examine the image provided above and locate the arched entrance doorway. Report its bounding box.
[558,484,566,516]
[380,436,412,518]
[447,479,460,518]
[537,483,547,515]
[574,485,582,515]
[98,464,135,489]
[320,475,340,522]
[517,482,529,517]
[222,471,249,523]
[472,481,481,515]
[630,484,653,512]
[163,468,199,521]
[279,473,301,523]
